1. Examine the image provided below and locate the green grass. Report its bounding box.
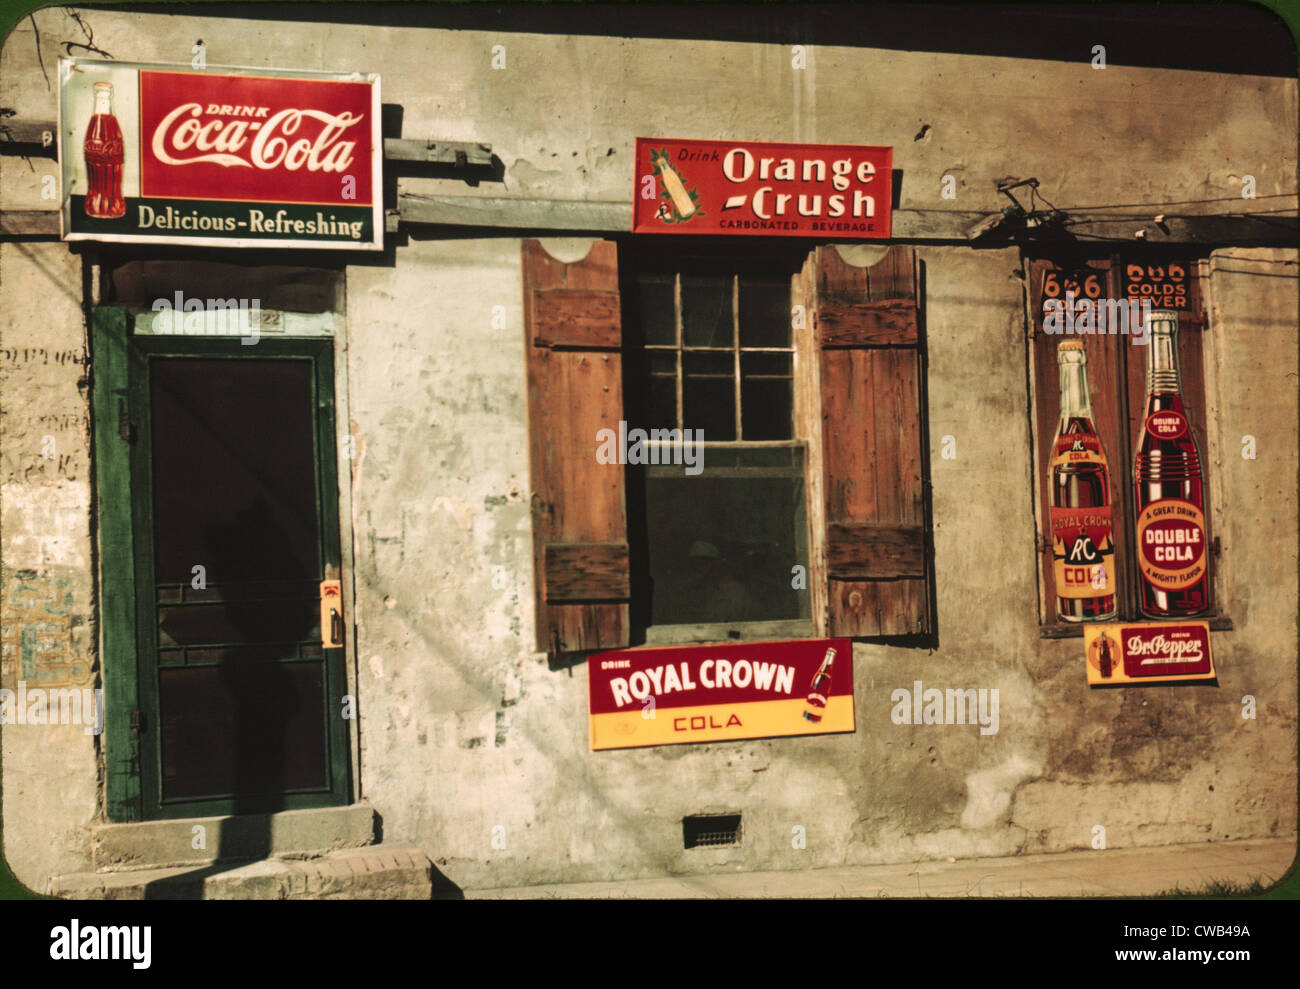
[1155,875,1271,898]
[0,856,41,899]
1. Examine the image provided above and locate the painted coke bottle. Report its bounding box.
[801,647,836,723]
[1050,340,1116,621]
[1134,311,1208,616]
[83,82,125,220]
[1098,635,1114,678]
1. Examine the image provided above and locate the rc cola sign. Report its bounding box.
[58,58,382,249]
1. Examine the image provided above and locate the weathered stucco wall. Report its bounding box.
[0,241,100,888]
[0,8,1295,892]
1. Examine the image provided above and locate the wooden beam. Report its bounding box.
[0,210,59,236]
[396,193,1297,245]
[0,124,494,165]
[382,138,492,167]
[396,193,989,237]
[1062,214,1297,245]
[398,192,631,232]
[0,120,56,154]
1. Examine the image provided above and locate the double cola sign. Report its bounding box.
[60,59,382,249]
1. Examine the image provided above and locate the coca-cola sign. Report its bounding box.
[1083,622,1215,685]
[59,58,381,250]
[139,72,372,203]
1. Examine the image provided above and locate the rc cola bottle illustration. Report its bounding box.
[1134,311,1208,616]
[802,647,835,722]
[1050,340,1116,621]
[83,82,125,219]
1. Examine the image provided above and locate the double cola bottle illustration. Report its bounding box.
[1134,311,1208,616]
[83,82,125,220]
[1050,340,1116,622]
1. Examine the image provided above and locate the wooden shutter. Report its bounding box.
[522,239,630,656]
[808,245,931,636]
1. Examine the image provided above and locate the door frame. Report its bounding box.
[92,306,352,821]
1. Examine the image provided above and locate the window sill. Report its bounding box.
[1039,615,1235,639]
[640,619,816,647]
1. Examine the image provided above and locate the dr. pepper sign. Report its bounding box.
[589,638,854,750]
[1083,621,1216,686]
[633,137,892,238]
[58,58,382,249]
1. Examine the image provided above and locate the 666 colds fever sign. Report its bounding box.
[58,58,382,249]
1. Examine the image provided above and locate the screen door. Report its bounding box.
[127,335,349,818]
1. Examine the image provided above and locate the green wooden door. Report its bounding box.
[93,307,350,820]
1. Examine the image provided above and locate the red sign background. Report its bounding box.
[1120,624,1212,678]
[633,137,892,238]
[139,71,374,205]
[589,638,851,715]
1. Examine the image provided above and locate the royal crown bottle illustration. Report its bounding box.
[1050,340,1116,622]
[1134,311,1209,616]
[802,647,836,722]
[83,82,125,220]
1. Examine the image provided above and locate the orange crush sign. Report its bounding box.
[632,137,892,239]
[588,638,854,751]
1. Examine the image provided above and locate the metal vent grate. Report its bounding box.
[683,813,742,849]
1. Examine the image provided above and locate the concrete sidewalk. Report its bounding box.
[464,836,1297,899]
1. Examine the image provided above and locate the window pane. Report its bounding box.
[742,352,792,376]
[635,273,677,346]
[741,352,793,440]
[648,351,678,430]
[739,275,791,348]
[643,448,808,624]
[681,274,734,347]
[683,351,735,439]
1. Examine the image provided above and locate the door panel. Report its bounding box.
[125,335,349,818]
[149,357,322,583]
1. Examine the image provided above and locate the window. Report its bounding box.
[621,254,810,633]
[1027,251,1227,635]
[520,239,935,660]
